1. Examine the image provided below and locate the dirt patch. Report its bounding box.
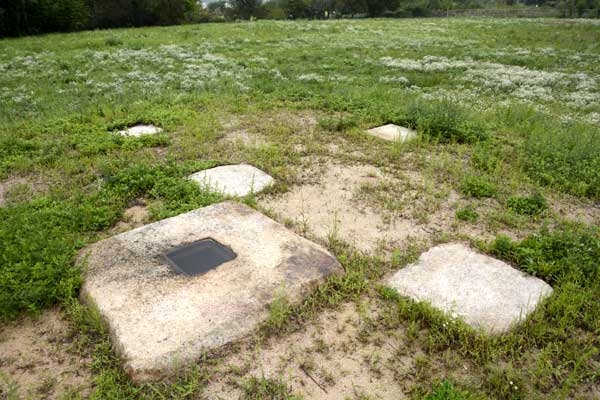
[219,110,322,149]
[260,163,420,253]
[260,162,496,253]
[220,128,267,147]
[0,308,93,399]
[203,303,410,399]
[0,176,46,206]
[547,192,600,226]
[110,202,151,234]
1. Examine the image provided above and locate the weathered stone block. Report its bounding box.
[387,243,552,333]
[80,202,341,382]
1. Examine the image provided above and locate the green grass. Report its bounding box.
[1,16,599,400]
[460,175,497,198]
[506,192,547,216]
[401,99,490,143]
[422,380,477,400]
[521,117,600,200]
[241,377,301,400]
[455,206,479,222]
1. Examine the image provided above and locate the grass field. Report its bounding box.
[0,18,599,399]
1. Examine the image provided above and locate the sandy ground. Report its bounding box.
[109,202,151,234]
[0,177,35,206]
[203,302,411,400]
[260,161,499,254]
[0,308,93,399]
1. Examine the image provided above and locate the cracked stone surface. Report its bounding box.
[189,164,274,197]
[367,124,417,142]
[118,124,163,136]
[387,243,553,333]
[79,201,342,382]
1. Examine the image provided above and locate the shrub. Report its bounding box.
[490,223,600,283]
[402,100,490,143]
[318,116,357,132]
[104,37,123,47]
[471,142,500,172]
[506,193,548,216]
[522,120,600,200]
[461,175,497,198]
[456,206,479,222]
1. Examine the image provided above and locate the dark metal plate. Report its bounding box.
[163,238,236,276]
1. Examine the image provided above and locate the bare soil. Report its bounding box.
[260,162,496,254]
[0,176,46,206]
[109,202,151,235]
[203,302,410,400]
[0,308,92,400]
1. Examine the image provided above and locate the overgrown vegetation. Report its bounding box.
[522,120,600,200]
[0,159,223,320]
[460,175,497,198]
[506,192,547,216]
[456,206,479,222]
[403,99,490,143]
[422,380,475,400]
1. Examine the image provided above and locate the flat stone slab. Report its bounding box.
[367,124,416,142]
[80,201,341,382]
[189,164,274,197]
[387,243,553,333]
[118,124,163,137]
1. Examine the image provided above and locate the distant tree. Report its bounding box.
[230,0,263,18]
[365,0,399,15]
[282,0,310,17]
[336,0,368,15]
[310,0,336,18]
[439,0,455,14]
[208,0,228,14]
[262,0,288,18]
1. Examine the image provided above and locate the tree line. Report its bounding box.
[213,0,484,20]
[211,0,600,21]
[1,0,197,37]
[1,0,598,37]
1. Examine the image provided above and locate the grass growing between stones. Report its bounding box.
[1,17,599,399]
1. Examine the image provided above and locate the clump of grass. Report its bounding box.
[241,376,300,400]
[506,193,547,216]
[104,37,123,47]
[423,380,476,400]
[401,99,490,143]
[460,175,497,198]
[483,365,525,400]
[490,222,599,283]
[264,292,292,334]
[455,206,479,222]
[101,159,224,219]
[471,142,501,173]
[318,115,357,132]
[0,373,20,399]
